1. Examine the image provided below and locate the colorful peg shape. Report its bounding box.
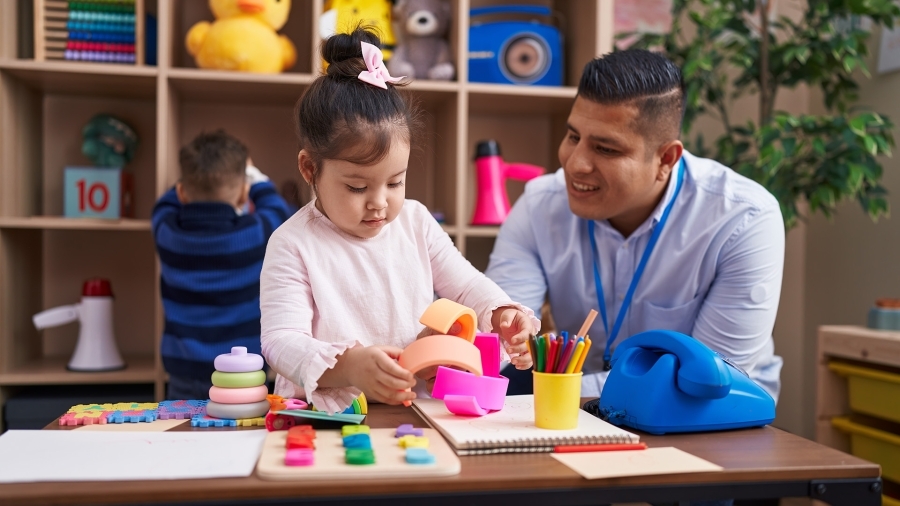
[342,433,372,449]
[341,424,370,437]
[345,448,375,465]
[405,448,436,465]
[285,448,315,467]
[398,435,429,449]
[395,423,424,437]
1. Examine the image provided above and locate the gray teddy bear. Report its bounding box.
[388,0,455,81]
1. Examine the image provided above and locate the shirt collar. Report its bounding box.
[179,202,239,228]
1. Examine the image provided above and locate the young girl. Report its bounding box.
[260,27,539,414]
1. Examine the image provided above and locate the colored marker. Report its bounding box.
[556,336,577,373]
[547,338,558,373]
[535,335,545,373]
[553,442,648,453]
[565,339,586,374]
[574,337,592,374]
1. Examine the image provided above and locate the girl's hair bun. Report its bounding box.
[322,25,382,79]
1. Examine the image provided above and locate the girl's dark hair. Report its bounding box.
[295,26,423,178]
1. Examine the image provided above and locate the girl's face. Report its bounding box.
[299,139,410,239]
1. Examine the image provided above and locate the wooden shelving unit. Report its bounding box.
[0,0,615,429]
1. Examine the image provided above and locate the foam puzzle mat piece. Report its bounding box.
[157,400,207,420]
[190,414,238,428]
[59,410,112,426]
[107,409,158,424]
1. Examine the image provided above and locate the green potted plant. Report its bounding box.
[624,0,900,228]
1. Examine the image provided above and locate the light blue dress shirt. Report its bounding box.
[486,151,785,401]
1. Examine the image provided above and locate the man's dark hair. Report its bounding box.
[179,130,248,196]
[577,49,686,149]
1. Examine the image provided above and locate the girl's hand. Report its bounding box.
[492,307,535,370]
[344,346,417,405]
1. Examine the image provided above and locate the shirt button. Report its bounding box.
[622,243,628,250]
[618,294,624,300]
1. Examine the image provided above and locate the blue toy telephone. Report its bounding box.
[595,330,775,434]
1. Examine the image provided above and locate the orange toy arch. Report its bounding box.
[419,298,477,343]
[399,334,483,407]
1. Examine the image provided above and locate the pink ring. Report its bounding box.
[431,366,508,411]
[208,385,269,404]
[399,334,483,407]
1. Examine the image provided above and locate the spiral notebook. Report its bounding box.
[411,395,639,455]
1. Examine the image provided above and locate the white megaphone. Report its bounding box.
[33,278,126,372]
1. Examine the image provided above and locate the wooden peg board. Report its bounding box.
[34,0,145,65]
[256,428,461,481]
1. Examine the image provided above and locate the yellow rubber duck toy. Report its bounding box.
[186,0,297,73]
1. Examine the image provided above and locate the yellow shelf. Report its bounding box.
[0,355,157,385]
[0,59,157,99]
[0,217,152,231]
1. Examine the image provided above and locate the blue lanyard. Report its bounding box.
[589,158,686,370]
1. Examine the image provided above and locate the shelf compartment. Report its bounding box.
[0,355,157,385]
[167,67,315,105]
[0,217,151,231]
[467,84,576,115]
[170,0,315,74]
[462,226,501,238]
[0,59,157,99]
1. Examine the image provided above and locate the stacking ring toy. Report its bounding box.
[211,370,266,388]
[209,385,269,404]
[419,298,477,343]
[214,346,264,373]
[399,334,483,407]
[206,399,270,420]
[430,366,509,411]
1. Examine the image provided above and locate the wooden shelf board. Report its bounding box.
[819,325,900,369]
[462,226,500,238]
[0,355,157,385]
[0,216,152,231]
[467,84,577,115]
[0,59,157,99]
[168,67,317,105]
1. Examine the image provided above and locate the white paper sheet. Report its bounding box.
[0,430,267,483]
[75,419,188,432]
[551,446,723,480]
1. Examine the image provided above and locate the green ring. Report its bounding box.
[351,398,361,414]
[211,370,266,388]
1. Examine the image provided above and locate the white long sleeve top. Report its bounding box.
[260,199,540,413]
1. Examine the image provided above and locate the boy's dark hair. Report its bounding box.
[295,26,423,179]
[179,130,248,196]
[578,49,686,149]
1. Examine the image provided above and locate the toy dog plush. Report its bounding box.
[388,0,454,80]
[186,0,297,73]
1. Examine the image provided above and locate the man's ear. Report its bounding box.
[175,182,190,204]
[656,141,684,182]
[298,150,316,186]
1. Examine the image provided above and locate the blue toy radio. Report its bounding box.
[468,5,563,86]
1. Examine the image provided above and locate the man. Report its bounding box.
[487,49,784,402]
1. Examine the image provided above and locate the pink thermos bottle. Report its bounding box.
[471,140,544,225]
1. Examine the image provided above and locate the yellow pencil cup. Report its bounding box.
[533,371,583,430]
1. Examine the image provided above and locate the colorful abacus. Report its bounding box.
[205,346,270,420]
[35,0,143,64]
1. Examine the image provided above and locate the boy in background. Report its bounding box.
[152,130,292,400]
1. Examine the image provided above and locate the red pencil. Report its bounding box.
[553,443,648,453]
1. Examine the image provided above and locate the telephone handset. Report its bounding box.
[609,330,733,399]
[596,330,775,434]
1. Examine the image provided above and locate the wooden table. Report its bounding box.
[0,402,882,506]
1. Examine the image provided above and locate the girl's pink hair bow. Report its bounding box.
[358,41,405,89]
